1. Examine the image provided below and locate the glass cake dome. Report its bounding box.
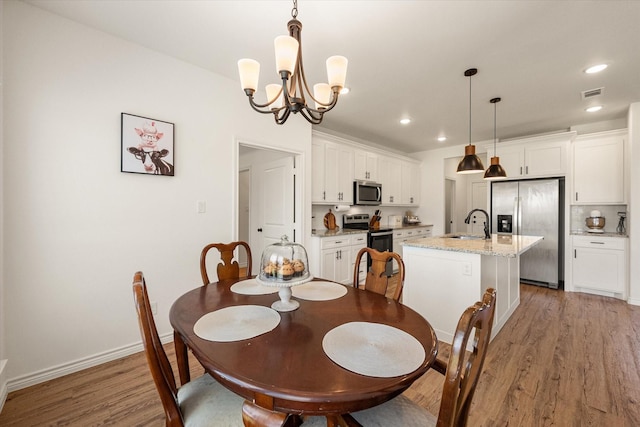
[258,235,311,284]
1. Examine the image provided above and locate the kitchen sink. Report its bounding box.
[444,234,485,240]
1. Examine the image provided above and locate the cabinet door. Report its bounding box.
[312,141,326,203]
[336,146,354,203]
[380,157,401,204]
[354,150,378,181]
[401,162,420,205]
[320,249,338,281]
[572,247,624,292]
[495,146,525,178]
[334,248,352,284]
[573,134,624,204]
[524,141,566,177]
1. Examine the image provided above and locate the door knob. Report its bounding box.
[257,228,263,232]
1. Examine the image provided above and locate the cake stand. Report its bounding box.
[256,274,313,312]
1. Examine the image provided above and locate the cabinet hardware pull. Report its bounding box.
[590,241,605,244]
[520,166,523,175]
[576,192,578,201]
[526,166,529,174]
[574,249,576,258]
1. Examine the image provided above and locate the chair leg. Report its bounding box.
[173,330,190,385]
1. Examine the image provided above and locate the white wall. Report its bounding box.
[628,103,640,305]
[0,0,7,408]
[2,1,311,388]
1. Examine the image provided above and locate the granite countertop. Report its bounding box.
[311,223,434,237]
[388,223,434,230]
[311,228,368,237]
[570,230,628,238]
[402,234,544,258]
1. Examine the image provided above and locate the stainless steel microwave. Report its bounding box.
[353,180,382,205]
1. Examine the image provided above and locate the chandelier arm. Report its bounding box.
[247,96,287,114]
[274,107,292,125]
[298,108,323,125]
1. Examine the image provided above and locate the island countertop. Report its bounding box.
[402,234,543,258]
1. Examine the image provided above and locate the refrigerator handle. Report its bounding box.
[514,196,521,235]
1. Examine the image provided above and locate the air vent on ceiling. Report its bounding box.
[581,87,604,99]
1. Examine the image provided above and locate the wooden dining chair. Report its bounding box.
[200,241,252,285]
[132,272,245,426]
[353,247,405,301]
[340,288,497,427]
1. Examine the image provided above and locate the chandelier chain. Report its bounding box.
[292,0,298,19]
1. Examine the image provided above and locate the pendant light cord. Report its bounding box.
[469,73,472,147]
[493,100,497,155]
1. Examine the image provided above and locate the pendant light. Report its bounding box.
[457,68,485,174]
[484,97,507,180]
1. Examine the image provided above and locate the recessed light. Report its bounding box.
[340,87,350,95]
[437,136,447,142]
[400,118,411,125]
[586,105,603,113]
[585,64,608,74]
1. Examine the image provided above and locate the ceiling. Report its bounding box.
[24,0,640,153]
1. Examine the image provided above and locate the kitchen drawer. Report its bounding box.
[320,237,352,250]
[350,233,367,247]
[572,235,626,250]
[393,230,406,239]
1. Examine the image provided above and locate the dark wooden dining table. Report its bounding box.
[170,277,438,426]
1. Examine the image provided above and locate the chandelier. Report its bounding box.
[237,0,348,125]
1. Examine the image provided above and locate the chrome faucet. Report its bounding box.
[464,209,491,239]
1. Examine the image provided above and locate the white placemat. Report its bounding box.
[291,281,348,301]
[230,278,280,295]
[193,305,281,342]
[322,322,426,377]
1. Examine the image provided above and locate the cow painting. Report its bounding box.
[121,115,175,176]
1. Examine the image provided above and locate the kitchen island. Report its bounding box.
[402,234,543,343]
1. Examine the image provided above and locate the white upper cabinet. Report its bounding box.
[378,156,401,204]
[572,129,626,204]
[486,131,574,179]
[312,131,421,207]
[401,162,421,205]
[354,149,379,181]
[312,138,353,204]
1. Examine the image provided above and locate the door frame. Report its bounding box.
[234,138,306,272]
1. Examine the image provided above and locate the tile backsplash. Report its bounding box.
[570,204,628,234]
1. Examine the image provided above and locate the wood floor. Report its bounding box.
[1,284,639,426]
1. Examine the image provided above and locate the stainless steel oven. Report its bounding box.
[343,214,393,277]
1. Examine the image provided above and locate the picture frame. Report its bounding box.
[121,113,175,176]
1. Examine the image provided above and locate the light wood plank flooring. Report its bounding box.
[1,284,639,426]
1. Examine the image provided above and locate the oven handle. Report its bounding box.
[369,230,393,237]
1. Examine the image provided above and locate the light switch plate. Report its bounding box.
[197,200,206,213]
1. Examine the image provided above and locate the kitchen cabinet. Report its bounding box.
[401,162,421,205]
[378,157,401,204]
[392,226,433,270]
[354,149,379,181]
[486,132,573,179]
[572,130,626,204]
[571,235,628,299]
[312,139,353,204]
[311,233,367,285]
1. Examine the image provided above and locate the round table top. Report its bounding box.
[170,278,438,416]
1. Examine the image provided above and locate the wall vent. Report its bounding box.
[581,87,604,99]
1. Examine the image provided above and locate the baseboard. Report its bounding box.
[7,332,173,393]
[0,359,8,414]
[628,297,640,306]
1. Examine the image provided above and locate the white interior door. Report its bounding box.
[257,156,295,257]
[469,181,488,235]
[445,178,456,234]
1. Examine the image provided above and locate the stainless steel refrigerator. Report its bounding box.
[491,178,564,289]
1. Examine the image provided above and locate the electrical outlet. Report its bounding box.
[151,301,158,316]
[461,262,472,276]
